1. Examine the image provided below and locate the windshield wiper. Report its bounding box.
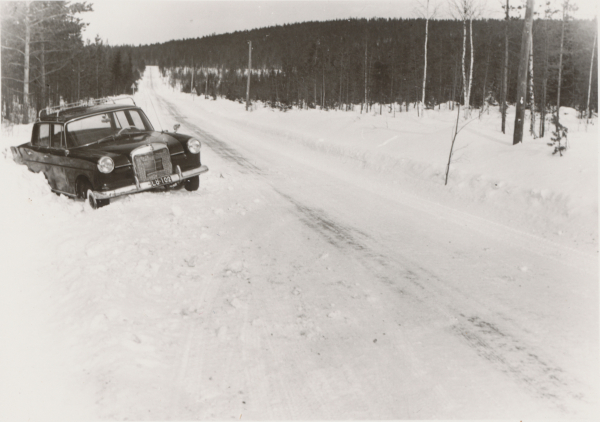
[95,135,115,145]
[76,135,115,148]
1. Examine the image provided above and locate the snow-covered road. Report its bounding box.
[1,66,597,420]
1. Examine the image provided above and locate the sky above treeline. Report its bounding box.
[83,0,599,46]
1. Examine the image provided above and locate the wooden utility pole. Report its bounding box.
[513,0,534,145]
[191,58,194,97]
[501,0,509,133]
[246,41,252,111]
[364,40,368,112]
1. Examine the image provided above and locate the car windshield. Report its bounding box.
[65,109,153,147]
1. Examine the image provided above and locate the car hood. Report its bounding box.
[90,131,184,156]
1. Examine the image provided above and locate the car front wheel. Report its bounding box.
[77,178,109,209]
[184,175,200,192]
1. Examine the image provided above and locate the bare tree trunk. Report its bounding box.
[322,64,325,109]
[466,17,474,111]
[556,2,567,124]
[41,43,47,109]
[191,58,194,95]
[452,58,458,110]
[364,40,368,112]
[96,60,99,98]
[339,51,343,110]
[246,41,251,110]
[445,104,461,186]
[77,60,80,101]
[513,0,535,145]
[528,35,536,138]
[390,46,395,116]
[481,43,491,114]
[501,0,509,133]
[23,1,31,124]
[586,27,597,125]
[540,17,549,137]
[461,18,467,107]
[422,0,430,116]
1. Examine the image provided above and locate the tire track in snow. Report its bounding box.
[147,76,593,416]
[156,95,263,175]
[282,191,592,414]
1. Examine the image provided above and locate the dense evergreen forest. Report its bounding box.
[1,1,143,124]
[1,1,597,126]
[136,15,596,118]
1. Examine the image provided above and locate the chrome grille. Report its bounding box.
[131,144,173,182]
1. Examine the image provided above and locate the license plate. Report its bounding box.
[150,175,173,187]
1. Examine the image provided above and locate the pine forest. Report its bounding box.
[1,1,597,128]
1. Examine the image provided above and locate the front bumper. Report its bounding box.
[91,164,209,200]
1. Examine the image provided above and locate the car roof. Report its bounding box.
[39,104,139,123]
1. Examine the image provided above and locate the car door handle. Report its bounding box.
[44,154,49,158]
[26,150,32,155]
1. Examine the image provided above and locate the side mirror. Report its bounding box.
[173,124,180,133]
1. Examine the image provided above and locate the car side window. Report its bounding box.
[50,125,64,148]
[38,124,50,147]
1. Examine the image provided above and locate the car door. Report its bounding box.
[40,124,73,194]
[19,123,50,174]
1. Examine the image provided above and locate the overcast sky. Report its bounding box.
[82,0,598,46]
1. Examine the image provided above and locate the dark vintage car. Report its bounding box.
[10,97,208,208]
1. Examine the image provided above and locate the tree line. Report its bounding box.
[1,1,596,129]
[1,1,144,124]
[135,12,596,124]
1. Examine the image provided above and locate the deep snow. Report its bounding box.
[0,66,597,420]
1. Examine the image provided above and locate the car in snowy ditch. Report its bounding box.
[10,97,208,209]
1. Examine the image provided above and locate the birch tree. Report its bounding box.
[451,0,477,115]
[585,20,597,125]
[501,0,510,133]
[539,1,560,137]
[417,0,440,115]
[556,0,578,124]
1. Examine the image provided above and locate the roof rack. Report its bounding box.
[38,96,137,120]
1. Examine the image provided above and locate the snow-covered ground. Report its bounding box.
[1,66,598,420]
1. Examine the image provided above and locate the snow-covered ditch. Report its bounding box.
[0,66,597,419]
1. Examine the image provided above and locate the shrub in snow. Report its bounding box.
[548,114,568,156]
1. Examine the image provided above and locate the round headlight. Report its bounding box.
[97,156,115,173]
[187,138,201,154]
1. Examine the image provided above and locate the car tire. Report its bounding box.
[77,178,109,209]
[184,175,200,192]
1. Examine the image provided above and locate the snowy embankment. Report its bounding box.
[0,66,597,420]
